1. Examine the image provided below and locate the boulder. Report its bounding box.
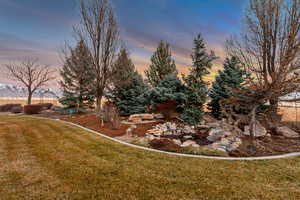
[276,126,299,139]
[243,121,267,137]
[181,140,197,147]
[147,129,163,136]
[191,143,200,148]
[126,125,137,136]
[183,135,193,139]
[207,135,222,142]
[173,139,182,146]
[209,128,224,136]
[183,125,195,134]
[197,125,210,130]
[145,134,156,141]
[154,113,165,119]
[207,128,225,142]
[207,122,221,128]
[128,114,154,122]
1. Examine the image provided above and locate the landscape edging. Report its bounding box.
[24,115,300,161]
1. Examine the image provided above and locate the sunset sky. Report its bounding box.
[0,0,248,86]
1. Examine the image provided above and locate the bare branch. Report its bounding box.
[4,58,56,104]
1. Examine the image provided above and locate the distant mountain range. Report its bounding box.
[0,83,61,98]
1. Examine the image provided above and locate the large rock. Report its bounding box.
[197,125,210,130]
[183,125,196,134]
[173,139,182,146]
[244,121,267,137]
[154,113,165,119]
[129,114,154,122]
[207,128,226,142]
[276,126,299,139]
[207,122,221,128]
[181,140,197,147]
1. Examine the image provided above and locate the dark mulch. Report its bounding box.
[60,114,162,137]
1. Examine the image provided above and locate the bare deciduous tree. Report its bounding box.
[76,0,120,113]
[5,58,56,105]
[227,0,300,108]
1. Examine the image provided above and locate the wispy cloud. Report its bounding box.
[0,32,60,65]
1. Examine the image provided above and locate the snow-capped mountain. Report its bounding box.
[0,83,61,98]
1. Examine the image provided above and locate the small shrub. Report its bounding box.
[24,104,43,115]
[180,106,204,126]
[182,146,229,157]
[11,106,23,114]
[0,104,21,112]
[131,138,150,147]
[149,138,182,153]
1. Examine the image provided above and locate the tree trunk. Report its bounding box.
[27,91,32,105]
[96,95,103,115]
[249,105,258,142]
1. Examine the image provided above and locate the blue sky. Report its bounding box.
[0,0,248,83]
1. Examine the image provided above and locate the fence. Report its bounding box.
[0,97,61,106]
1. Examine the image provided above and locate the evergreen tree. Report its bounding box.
[110,48,136,87]
[106,48,149,116]
[59,40,95,108]
[208,56,248,119]
[181,34,216,125]
[145,74,187,107]
[145,40,177,87]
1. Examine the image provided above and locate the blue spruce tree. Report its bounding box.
[208,56,248,119]
[181,34,216,125]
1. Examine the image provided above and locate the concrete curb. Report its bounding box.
[20,115,300,161]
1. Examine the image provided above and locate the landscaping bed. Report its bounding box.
[57,113,300,158]
[59,114,162,137]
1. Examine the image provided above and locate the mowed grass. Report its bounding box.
[0,116,300,200]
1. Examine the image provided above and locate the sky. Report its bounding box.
[0,0,248,86]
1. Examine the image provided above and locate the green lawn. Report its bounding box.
[0,115,300,200]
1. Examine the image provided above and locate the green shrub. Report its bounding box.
[179,106,204,126]
[106,74,149,116]
[145,75,187,114]
[182,146,229,157]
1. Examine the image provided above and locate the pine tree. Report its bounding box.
[145,40,177,87]
[208,56,248,119]
[59,40,95,108]
[110,48,136,87]
[181,34,216,125]
[106,48,149,116]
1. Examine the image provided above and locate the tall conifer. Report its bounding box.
[209,56,248,119]
[181,34,216,125]
[59,40,95,108]
[145,40,177,87]
[106,48,149,115]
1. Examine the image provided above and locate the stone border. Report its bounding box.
[15,115,300,161]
